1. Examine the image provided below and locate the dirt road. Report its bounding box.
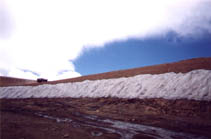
[1,98,210,139]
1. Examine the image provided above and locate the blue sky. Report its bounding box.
[0,0,211,80]
[74,31,211,75]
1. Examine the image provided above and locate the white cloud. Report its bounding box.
[0,0,210,80]
[54,70,81,81]
[8,68,38,80]
[0,0,13,38]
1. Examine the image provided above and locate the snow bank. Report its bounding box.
[0,70,211,100]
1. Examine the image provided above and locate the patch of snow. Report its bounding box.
[0,69,211,101]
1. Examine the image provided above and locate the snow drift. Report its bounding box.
[0,70,211,101]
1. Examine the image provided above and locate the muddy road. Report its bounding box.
[1,98,211,139]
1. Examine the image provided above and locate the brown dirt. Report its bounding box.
[0,76,36,87]
[1,98,211,139]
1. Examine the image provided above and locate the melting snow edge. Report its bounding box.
[0,69,211,100]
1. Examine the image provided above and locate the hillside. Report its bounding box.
[0,57,211,139]
[50,57,211,83]
[0,76,36,87]
[1,57,210,87]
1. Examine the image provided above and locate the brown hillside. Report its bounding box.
[41,57,211,85]
[1,57,211,87]
[0,76,36,87]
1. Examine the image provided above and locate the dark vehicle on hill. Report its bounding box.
[37,78,48,83]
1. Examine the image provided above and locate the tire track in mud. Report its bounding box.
[35,111,208,139]
[1,98,211,139]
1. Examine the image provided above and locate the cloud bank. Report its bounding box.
[0,0,211,80]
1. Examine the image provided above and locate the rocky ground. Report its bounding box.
[1,98,211,139]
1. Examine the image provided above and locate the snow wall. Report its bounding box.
[0,70,211,101]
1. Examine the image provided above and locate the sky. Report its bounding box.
[0,0,211,80]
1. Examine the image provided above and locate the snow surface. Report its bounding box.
[0,69,211,101]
